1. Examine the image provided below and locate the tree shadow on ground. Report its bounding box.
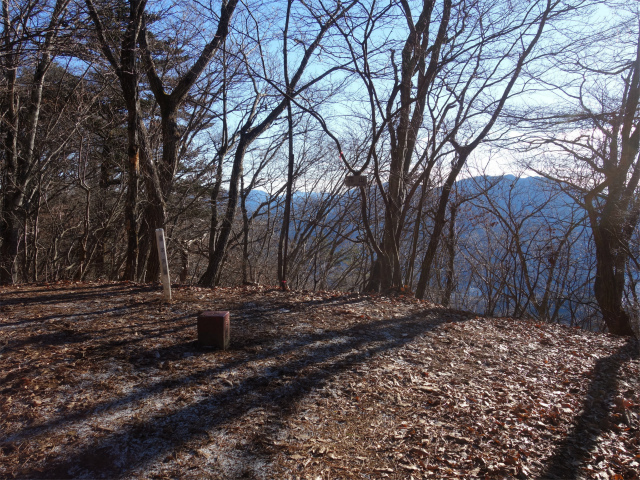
[0,283,157,328]
[0,283,155,307]
[0,312,195,393]
[10,295,460,479]
[539,338,639,479]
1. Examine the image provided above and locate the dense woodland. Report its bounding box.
[1,0,639,336]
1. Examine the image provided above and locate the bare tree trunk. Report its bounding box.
[591,222,635,336]
[199,140,247,286]
[240,176,251,284]
[31,181,41,282]
[404,172,431,288]
[442,203,457,307]
[123,143,139,280]
[277,0,300,292]
[416,155,466,298]
[179,240,190,283]
[75,149,91,280]
[277,107,294,290]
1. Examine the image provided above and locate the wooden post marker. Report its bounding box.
[197,311,230,350]
[155,228,171,301]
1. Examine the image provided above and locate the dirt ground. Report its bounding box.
[0,281,638,479]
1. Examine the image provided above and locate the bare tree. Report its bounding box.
[136,0,238,281]
[321,0,576,297]
[470,177,586,321]
[525,7,640,335]
[84,0,149,280]
[413,0,571,299]
[0,0,78,283]
[198,0,359,287]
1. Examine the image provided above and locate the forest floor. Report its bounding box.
[0,282,638,480]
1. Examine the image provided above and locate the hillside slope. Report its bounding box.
[0,282,638,479]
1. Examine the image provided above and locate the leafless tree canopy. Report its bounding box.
[1,0,639,335]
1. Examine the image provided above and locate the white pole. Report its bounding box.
[155,228,172,301]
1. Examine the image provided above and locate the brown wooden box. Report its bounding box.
[197,311,230,349]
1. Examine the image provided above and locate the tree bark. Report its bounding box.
[442,203,457,307]
[415,153,466,298]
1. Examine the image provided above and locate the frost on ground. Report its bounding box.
[0,282,638,479]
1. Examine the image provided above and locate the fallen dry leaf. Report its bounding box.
[0,282,638,479]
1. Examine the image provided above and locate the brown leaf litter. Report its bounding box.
[0,281,638,479]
